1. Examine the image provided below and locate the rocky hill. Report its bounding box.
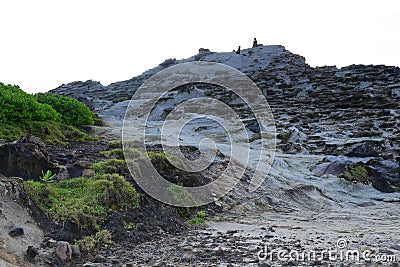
[41,45,400,266]
[51,45,400,193]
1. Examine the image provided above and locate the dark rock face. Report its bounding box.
[0,134,57,181]
[346,143,379,158]
[0,136,107,183]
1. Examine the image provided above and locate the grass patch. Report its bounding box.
[101,147,141,160]
[24,173,139,231]
[106,141,123,151]
[101,148,125,160]
[112,97,131,103]
[123,221,136,230]
[77,229,113,253]
[92,159,128,175]
[187,211,207,226]
[277,131,291,142]
[0,121,95,144]
[168,183,199,207]
[167,183,201,218]
[147,151,185,171]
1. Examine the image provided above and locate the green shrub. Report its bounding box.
[277,131,291,142]
[24,173,139,231]
[36,93,94,126]
[0,83,97,143]
[0,83,60,124]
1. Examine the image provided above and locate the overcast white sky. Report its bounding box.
[0,0,399,93]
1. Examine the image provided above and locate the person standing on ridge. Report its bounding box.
[252,38,258,48]
[236,46,241,54]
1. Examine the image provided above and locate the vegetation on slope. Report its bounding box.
[36,93,94,126]
[0,82,95,143]
[24,173,139,232]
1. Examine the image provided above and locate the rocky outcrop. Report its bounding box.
[0,135,57,181]
[0,135,108,182]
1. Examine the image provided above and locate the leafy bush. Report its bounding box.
[24,173,139,231]
[0,83,97,143]
[36,93,94,126]
[0,83,60,124]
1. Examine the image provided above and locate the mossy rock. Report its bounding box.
[341,164,369,184]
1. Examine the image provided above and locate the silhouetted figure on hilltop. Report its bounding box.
[236,46,241,54]
[252,38,258,48]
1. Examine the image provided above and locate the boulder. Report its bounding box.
[392,88,400,98]
[26,246,39,259]
[71,245,81,259]
[8,227,24,237]
[56,241,72,262]
[92,254,106,263]
[288,127,308,144]
[346,143,379,158]
[312,162,345,176]
[0,134,57,181]
[66,160,92,178]
[371,177,395,193]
